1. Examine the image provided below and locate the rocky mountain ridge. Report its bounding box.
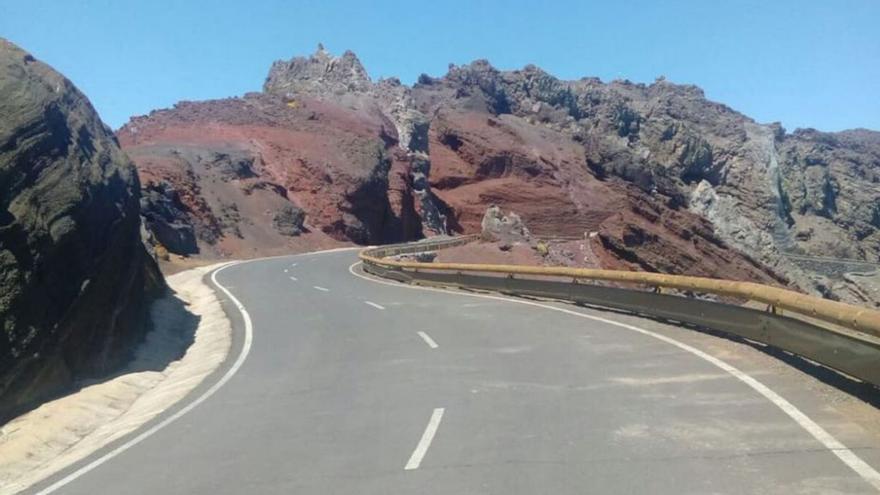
[410,58,879,303]
[124,46,879,305]
[264,43,448,235]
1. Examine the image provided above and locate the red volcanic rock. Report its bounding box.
[121,48,782,285]
[120,93,422,258]
[423,109,781,283]
[122,46,880,303]
[122,47,448,260]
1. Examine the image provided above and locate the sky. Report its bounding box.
[2,0,878,131]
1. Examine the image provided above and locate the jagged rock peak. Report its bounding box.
[263,44,372,95]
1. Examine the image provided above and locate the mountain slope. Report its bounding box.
[415,62,879,302]
[121,47,879,304]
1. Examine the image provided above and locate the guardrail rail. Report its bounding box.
[359,235,880,387]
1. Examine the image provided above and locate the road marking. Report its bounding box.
[364,301,385,310]
[405,408,445,470]
[290,263,298,267]
[283,269,288,273]
[29,247,363,494]
[289,276,298,281]
[417,331,438,349]
[34,261,255,495]
[348,261,880,490]
[313,286,329,292]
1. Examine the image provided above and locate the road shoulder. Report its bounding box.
[0,263,233,495]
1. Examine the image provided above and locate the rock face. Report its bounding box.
[777,129,880,259]
[273,203,305,237]
[264,44,372,95]
[481,205,530,243]
[121,47,453,258]
[124,46,878,304]
[411,69,783,285]
[263,45,448,237]
[140,182,198,255]
[0,39,162,419]
[411,62,878,304]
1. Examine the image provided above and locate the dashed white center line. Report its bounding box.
[405,408,445,470]
[348,261,880,489]
[289,276,298,281]
[283,269,288,273]
[364,301,385,310]
[290,263,298,267]
[417,331,438,349]
[313,286,329,292]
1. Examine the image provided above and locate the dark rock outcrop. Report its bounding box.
[264,43,372,95]
[0,39,162,420]
[140,182,198,255]
[273,203,305,236]
[777,129,880,260]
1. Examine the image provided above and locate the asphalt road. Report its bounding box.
[27,249,880,494]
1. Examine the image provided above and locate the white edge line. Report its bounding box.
[348,261,880,490]
[364,301,385,310]
[29,247,361,494]
[313,286,329,292]
[404,408,445,470]
[34,261,254,494]
[417,331,439,349]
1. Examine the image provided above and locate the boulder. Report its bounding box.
[0,39,162,420]
[480,205,530,243]
[273,203,306,236]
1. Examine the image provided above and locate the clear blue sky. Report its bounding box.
[2,0,878,131]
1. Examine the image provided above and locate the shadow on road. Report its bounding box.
[83,287,200,382]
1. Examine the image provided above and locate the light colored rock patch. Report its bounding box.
[609,373,730,387]
[613,423,651,439]
[0,263,233,495]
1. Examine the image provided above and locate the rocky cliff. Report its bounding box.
[411,62,879,304]
[120,45,453,260]
[123,46,879,304]
[0,39,163,420]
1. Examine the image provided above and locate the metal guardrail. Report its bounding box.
[359,236,880,387]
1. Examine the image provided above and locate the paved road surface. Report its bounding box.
[27,249,880,494]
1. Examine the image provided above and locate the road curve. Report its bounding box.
[26,249,880,494]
